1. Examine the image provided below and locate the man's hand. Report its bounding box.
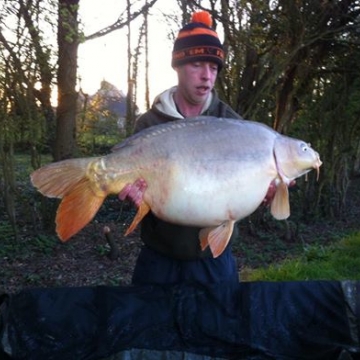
[118,178,147,207]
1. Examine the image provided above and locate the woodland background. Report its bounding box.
[0,0,360,292]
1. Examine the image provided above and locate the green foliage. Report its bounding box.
[77,121,123,155]
[76,82,126,154]
[0,220,57,257]
[32,234,57,255]
[59,4,80,43]
[0,221,22,255]
[96,244,110,256]
[248,232,360,281]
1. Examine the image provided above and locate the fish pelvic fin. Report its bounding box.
[124,201,151,236]
[56,177,105,241]
[199,220,235,258]
[270,181,290,220]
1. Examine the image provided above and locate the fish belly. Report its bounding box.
[143,160,276,227]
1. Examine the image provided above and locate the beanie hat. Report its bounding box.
[172,11,224,71]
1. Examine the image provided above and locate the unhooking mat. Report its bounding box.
[0,281,359,360]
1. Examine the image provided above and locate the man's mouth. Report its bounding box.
[196,86,209,94]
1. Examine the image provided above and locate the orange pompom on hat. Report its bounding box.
[172,11,224,70]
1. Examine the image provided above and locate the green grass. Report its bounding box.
[247,232,360,281]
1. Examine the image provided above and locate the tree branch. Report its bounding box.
[84,0,159,41]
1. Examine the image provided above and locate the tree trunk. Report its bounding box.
[54,0,80,161]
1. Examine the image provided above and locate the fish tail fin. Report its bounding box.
[199,220,235,258]
[270,181,290,220]
[30,158,106,241]
[30,158,98,198]
[56,178,105,241]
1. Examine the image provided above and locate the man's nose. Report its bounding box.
[201,65,211,79]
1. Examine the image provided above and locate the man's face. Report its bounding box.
[176,61,218,105]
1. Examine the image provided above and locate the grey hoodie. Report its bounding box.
[134,87,242,133]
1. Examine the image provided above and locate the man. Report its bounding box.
[132,11,243,285]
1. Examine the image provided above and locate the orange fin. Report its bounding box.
[56,178,105,241]
[270,181,290,220]
[199,220,235,258]
[124,201,151,236]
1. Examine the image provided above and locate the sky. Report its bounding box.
[77,0,178,112]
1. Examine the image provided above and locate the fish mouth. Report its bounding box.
[303,159,322,182]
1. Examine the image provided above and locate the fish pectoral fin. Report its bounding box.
[270,181,290,220]
[199,220,235,258]
[57,178,105,242]
[124,201,151,236]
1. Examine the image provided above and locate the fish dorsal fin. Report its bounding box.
[199,220,235,258]
[124,201,151,236]
[270,181,290,220]
[57,178,105,241]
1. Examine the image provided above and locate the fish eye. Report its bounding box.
[301,143,309,152]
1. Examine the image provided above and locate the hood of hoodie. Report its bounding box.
[152,86,213,118]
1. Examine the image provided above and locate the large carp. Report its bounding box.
[31,117,322,257]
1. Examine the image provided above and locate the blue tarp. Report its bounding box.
[0,281,359,359]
